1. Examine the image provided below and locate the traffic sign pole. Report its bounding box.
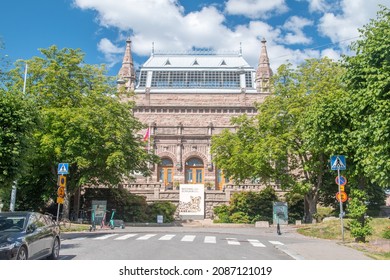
[56,163,69,222]
[56,175,61,222]
[337,167,345,242]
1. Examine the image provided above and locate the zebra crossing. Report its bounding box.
[67,233,285,248]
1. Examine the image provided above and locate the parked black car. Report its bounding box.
[0,211,60,260]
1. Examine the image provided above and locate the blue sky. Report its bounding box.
[0,0,388,76]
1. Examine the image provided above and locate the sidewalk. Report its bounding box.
[180,219,374,260]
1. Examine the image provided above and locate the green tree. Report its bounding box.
[0,86,38,202]
[342,5,390,189]
[212,58,347,223]
[5,46,158,213]
[347,188,372,242]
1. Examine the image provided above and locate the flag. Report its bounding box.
[143,127,150,142]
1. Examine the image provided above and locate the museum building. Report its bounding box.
[117,38,273,190]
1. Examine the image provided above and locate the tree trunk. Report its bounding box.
[62,192,70,219]
[304,193,317,223]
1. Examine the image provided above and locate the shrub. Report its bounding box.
[313,206,335,222]
[230,212,250,224]
[146,201,176,223]
[213,187,279,224]
[383,227,390,239]
[213,204,231,223]
[347,189,373,242]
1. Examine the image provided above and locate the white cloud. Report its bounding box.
[318,0,386,49]
[282,16,313,45]
[72,0,385,74]
[98,38,123,54]
[225,0,288,19]
[304,0,338,13]
[97,38,124,68]
[321,48,341,61]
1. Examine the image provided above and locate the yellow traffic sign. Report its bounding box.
[56,197,64,204]
[340,185,345,192]
[57,186,65,198]
[336,191,348,202]
[59,175,66,187]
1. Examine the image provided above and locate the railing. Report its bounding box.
[119,183,282,192]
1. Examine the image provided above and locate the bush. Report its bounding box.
[383,227,390,239]
[313,206,335,222]
[213,204,231,223]
[347,189,373,242]
[230,212,250,224]
[213,187,279,224]
[146,201,176,223]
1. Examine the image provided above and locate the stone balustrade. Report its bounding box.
[118,183,285,219]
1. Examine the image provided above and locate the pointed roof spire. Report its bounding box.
[255,38,273,93]
[117,38,136,91]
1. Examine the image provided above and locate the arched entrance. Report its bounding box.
[158,158,174,188]
[185,157,204,184]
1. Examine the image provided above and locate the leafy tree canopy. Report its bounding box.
[342,5,390,188]
[2,45,157,210]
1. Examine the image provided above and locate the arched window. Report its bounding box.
[185,158,203,167]
[158,158,174,188]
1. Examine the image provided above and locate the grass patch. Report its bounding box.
[60,223,91,232]
[296,218,390,259]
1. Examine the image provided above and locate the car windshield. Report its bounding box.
[0,216,26,232]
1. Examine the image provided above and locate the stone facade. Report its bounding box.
[117,38,273,191]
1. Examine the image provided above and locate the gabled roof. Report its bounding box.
[142,51,252,69]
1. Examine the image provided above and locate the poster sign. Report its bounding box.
[179,184,204,219]
[273,202,288,225]
[91,200,107,225]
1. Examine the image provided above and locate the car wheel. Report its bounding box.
[48,237,60,260]
[17,246,28,260]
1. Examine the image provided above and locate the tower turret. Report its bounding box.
[255,38,273,93]
[117,38,136,91]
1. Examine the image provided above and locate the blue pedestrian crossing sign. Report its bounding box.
[330,155,346,170]
[57,163,69,175]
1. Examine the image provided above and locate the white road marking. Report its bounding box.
[204,236,216,243]
[115,234,138,240]
[226,238,240,245]
[248,239,266,247]
[181,235,196,242]
[136,234,156,240]
[269,241,284,245]
[159,234,176,240]
[94,234,118,240]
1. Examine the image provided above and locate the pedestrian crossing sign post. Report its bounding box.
[330,155,346,170]
[330,155,346,242]
[57,163,69,175]
[56,163,69,221]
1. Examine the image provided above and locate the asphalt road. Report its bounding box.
[58,225,372,260]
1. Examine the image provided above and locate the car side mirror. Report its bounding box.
[27,224,37,233]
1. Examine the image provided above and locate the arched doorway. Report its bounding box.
[158,158,174,188]
[185,157,204,184]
